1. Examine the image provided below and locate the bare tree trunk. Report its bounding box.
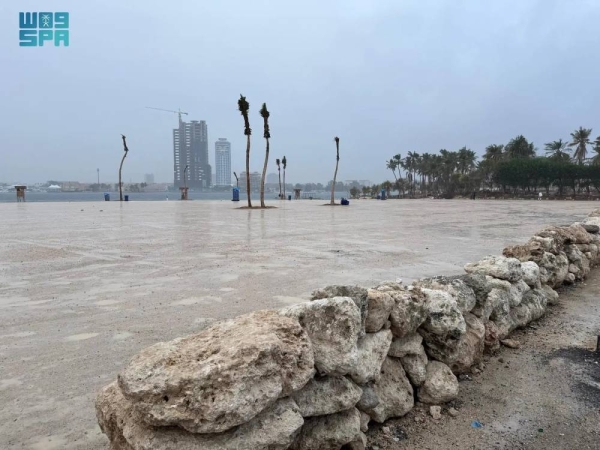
[260,138,269,208]
[331,138,340,204]
[246,135,252,207]
[119,135,129,201]
[278,170,282,199]
[283,169,286,199]
[330,161,339,204]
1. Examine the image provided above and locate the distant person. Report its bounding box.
[538,192,543,201]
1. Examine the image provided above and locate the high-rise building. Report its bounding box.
[144,173,155,184]
[266,173,278,184]
[238,171,261,192]
[215,138,231,186]
[173,119,211,190]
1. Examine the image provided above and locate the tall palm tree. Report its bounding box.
[282,156,287,200]
[118,134,129,201]
[386,157,399,182]
[275,158,282,198]
[590,136,600,166]
[544,139,571,161]
[569,126,593,164]
[483,144,504,163]
[457,147,477,174]
[505,135,536,159]
[330,137,340,204]
[259,103,270,208]
[238,95,252,207]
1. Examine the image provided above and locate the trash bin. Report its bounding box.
[380,189,387,200]
[288,195,292,201]
[104,193,110,201]
[341,198,350,206]
[124,195,129,202]
[232,187,240,202]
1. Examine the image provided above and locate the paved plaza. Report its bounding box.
[0,199,598,449]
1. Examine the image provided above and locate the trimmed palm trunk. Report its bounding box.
[259,103,271,208]
[276,159,282,199]
[282,156,287,200]
[119,135,129,201]
[330,137,340,204]
[238,95,252,207]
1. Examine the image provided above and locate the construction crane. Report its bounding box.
[145,107,188,125]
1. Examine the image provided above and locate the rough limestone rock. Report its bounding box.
[117,310,314,434]
[356,384,379,411]
[282,297,360,376]
[484,321,501,353]
[521,261,541,288]
[510,289,548,328]
[564,245,590,280]
[345,433,367,450]
[464,255,523,282]
[582,223,600,234]
[359,411,370,432]
[509,279,530,307]
[291,408,362,450]
[96,382,304,450]
[471,276,511,321]
[388,287,429,338]
[364,357,414,423]
[564,272,576,284]
[375,281,404,292]
[460,273,492,307]
[311,286,368,336]
[536,225,590,247]
[530,235,560,255]
[490,301,516,340]
[539,251,569,287]
[419,289,466,346]
[414,276,477,313]
[424,313,485,375]
[502,239,545,263]
[400,345,428,386]
[388,333,423,358]
[292,376,362,418]
[349,330,393,385]
[364,289,395,333]
[541,284,559,305]
[417,361,460,405]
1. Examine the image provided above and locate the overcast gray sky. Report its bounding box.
[1,0,600,184]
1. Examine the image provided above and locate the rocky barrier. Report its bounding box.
[96,210,600,450]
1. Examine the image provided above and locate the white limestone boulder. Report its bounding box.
[117,310,314,434]
[282,297,361,376]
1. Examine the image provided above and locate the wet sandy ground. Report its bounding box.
[0,199,598,449]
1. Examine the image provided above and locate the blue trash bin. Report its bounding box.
[380,189,387,200]
[104,193,110,201]
[124,195,129,202]
[288,195,292,201]
[232,187,240,202]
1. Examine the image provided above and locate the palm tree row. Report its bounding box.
[385,128,600,198]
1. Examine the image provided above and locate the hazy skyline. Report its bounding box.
[2,0,600,184]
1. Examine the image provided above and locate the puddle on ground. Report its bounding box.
[273,295,306,305]
[0,331,36,339]
[172,296,222,306]
[94,300,121,306]
[64,333,99,342]
[112,332,133,341]
[30,435,68,450]
[0,378,23,390]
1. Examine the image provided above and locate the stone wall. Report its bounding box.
[96,210,600,450]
